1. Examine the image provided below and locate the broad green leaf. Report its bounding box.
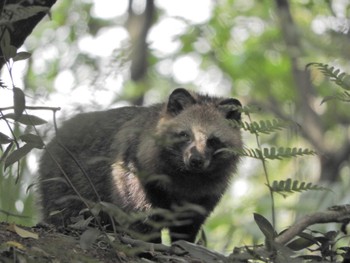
[0,142,14,163]
[79,228,101,250]
[253,213,277,240]
[13,87,25,120]
[4,143,35,170]
[2,45,17,60]
[0,29,17,59]
[0,29,10,49]
[3,113,47,125]
[287,232,318,251]
[7,224,38,239]
[0,132,13,144]
[19,134,44,149]
[13,51,31,62]
[287,237,317,251]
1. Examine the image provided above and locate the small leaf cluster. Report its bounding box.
[0,29,48,176]
[1,29,31,63]
[1,131,45,169]
[250,213,348,262]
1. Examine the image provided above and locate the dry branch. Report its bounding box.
[275,205,350,245]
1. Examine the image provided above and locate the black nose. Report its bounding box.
[189,155,204,169]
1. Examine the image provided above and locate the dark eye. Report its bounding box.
[207,136,224,150]
[173,131,191,143]
[178,131,190,139]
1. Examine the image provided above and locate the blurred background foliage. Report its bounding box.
[1,0,350,253]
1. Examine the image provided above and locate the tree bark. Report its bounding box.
[126,0,155,106]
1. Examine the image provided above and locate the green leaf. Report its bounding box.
[4,45,17,60]
[13,87,25,120]
[79,228,101,250]
[13,51,31,62]
[0,29,17,59]
[0,132,13,144]
[3,113,47,125]
[0,29,10,49]
[4,143,35,170]
[287,233,318,251]
[0,142,14,163]
[253,213,277,240]
[19,134,44,149]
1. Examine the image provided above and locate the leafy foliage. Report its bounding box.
[0,15,58,225]
[0,49,44,172]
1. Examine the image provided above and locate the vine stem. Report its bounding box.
[247,113,276,228]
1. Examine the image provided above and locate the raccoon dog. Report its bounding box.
[38,88,242,243]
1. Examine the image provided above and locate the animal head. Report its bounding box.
[157,88,242,174]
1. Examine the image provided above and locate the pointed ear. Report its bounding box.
[218,98,242,121]
[167,88,196,116]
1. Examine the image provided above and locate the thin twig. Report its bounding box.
[0,106,61,111]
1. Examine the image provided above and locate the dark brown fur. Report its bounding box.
[38,88,242,242]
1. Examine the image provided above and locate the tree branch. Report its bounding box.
[275,205,350,245]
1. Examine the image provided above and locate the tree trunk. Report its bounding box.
[274,0,350,182]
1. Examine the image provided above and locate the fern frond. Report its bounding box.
[307,62,350,91]
[270,178,328,197]
[238,119,288,134]
[264,147,316,160]
[321,91,350,104]
[236,147,316,160]
[236,148,264,159]
[240,105,262,114]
